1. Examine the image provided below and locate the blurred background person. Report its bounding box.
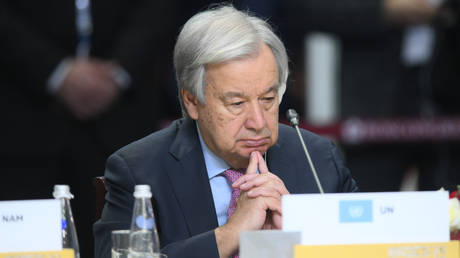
[282,0,460,192]
[0,0,180,256]
[430,0,460,191]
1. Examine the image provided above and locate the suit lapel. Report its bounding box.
[267,131,299,194]
[269,125,323,194]
[167,119,218,235]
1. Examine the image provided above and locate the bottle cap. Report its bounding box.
[133,185,152,198]
[53,185,74,199]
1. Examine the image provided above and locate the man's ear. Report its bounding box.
[181,88,199,120]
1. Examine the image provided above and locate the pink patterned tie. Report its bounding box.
[222,169,244,258]
[222,169,244,218]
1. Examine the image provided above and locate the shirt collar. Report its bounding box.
[196,122,231,179]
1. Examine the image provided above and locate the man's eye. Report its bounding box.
[232,101,244,106]
[263,97,275,102]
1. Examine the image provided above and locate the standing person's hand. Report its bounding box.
[57,58,120,120]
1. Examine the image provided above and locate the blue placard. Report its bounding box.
[339,200,373,223]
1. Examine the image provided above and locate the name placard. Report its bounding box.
[0,249,74,258]
[0,199,62,252]
[294,241,460,258]
[282,191,449,245]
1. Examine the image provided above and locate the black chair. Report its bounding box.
[93,176,107,220]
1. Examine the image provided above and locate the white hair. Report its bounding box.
[174,5,289,118]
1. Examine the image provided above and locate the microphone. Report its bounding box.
[286,109,324,194]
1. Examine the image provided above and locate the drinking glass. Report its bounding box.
[111,230,130,258]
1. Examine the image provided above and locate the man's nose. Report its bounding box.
[245,102,266,131]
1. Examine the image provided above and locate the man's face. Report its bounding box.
[183,44,279,169]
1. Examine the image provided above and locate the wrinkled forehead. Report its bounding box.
[204,44,279,96]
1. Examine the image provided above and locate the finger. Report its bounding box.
[244,151,259,175]
[239,174,288,195]
[246,186,281,199]
[244,181,286,198]
[232,173,258,187]
[262,220,272,230]
[240,181,289,198]
[256,152,270,174]
[244,182,289,196]
[239,174,271,190]
[271,210,283,229]
[263,196,282,214]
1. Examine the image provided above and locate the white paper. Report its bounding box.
[282,191,449,245]
[0,199,62,252]
[240,230,301,258]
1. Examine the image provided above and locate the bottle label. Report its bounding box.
[135,216,154,229]
[62,219,67,230]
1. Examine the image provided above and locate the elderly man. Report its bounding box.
[94,5,358,258]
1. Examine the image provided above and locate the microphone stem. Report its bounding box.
[294,125,324,194]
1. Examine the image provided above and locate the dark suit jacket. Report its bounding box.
[93,118,358,258]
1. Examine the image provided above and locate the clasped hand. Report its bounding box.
[228,151,289,231]
[215,151,289,257]
[58,58,121,120]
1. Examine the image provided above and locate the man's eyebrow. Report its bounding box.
[263,85,278,95]
[220,84,279,99]
[221,91,246,99]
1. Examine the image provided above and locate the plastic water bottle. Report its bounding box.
[128,185,160,258]
[53,185,80,258]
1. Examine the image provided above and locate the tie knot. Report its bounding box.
[221,169,244,184]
